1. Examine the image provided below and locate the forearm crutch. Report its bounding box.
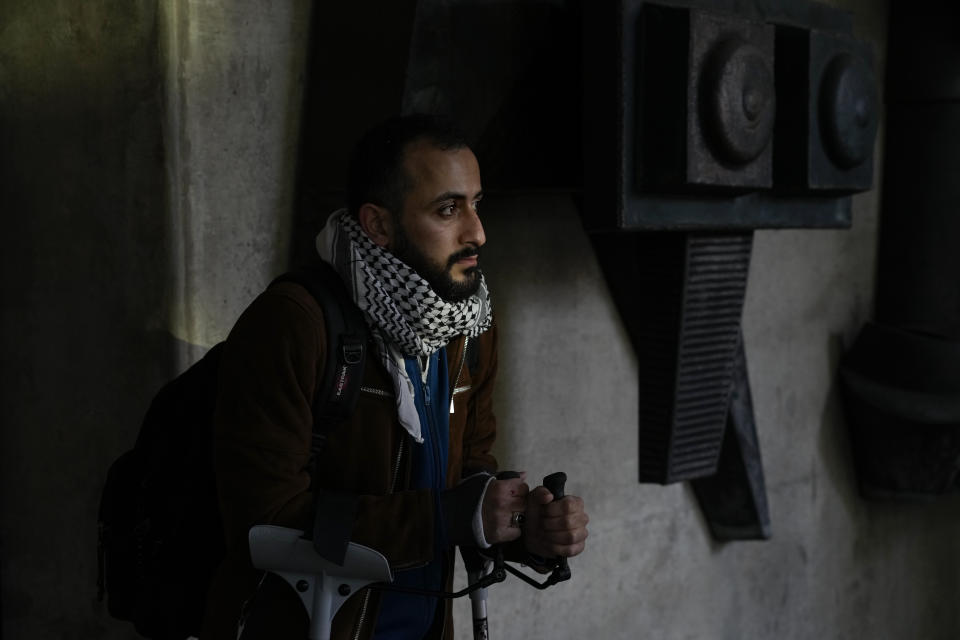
[248,525,392,640]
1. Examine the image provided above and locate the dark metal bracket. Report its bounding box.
[691,330,771,540]
[582,0,877,541]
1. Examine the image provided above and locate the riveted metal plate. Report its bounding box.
[774,26,877,193]
[582,0,867,230]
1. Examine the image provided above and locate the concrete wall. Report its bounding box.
[468,188,960,638]
[1,2,170,637]
[3,0,959,639]
[1,0,308,637]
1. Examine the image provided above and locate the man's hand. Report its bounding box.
[523,486,589,560]
[481,473,530,544]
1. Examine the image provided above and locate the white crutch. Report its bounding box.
[247,525,392,640]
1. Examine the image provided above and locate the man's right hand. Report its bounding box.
[481,473,530,544]
[522,486,589,560]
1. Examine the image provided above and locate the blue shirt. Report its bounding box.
[374,348,451,638]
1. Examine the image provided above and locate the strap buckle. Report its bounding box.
[340,336,364,365]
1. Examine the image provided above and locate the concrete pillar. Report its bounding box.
[0,0,310,636]
[158,0,312,363]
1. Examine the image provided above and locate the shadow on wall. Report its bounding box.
[822,332,960,639]
[0,1,184,637]
[820,333,860,517]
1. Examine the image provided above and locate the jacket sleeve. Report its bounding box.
[459,322,500,478]
[213,284,436,567]
[461,322,549,565]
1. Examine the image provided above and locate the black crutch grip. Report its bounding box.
[542,472,571,580]
[543,472,566,500]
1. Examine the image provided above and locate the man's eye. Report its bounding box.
[439,204,456,216]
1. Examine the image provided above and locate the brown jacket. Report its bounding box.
[201,280,500,639]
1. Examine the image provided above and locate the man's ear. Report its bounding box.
[357,203,394,248]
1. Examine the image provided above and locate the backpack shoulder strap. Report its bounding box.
[271,262,368,565]
[272,262,369,450]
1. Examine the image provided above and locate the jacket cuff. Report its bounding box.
[471,475,495,549]
[440,472,493,548]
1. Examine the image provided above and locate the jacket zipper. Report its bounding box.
[424,359,446,637]
[352,593,371,640]
[434,339,469,638]
[449,337,470,413]
[354,344,464,639]
[352,425,406,640]
[391,437,406,494]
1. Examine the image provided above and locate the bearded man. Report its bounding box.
[202,115,589,639]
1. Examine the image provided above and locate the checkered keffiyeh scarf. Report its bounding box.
[317,209,493,356]
[316,209,493,441]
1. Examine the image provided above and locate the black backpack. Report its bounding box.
[97,262,370,640]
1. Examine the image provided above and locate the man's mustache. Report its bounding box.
[447,246,481,268]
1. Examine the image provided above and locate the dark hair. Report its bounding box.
[346,114,468,217]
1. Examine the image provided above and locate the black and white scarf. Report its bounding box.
[316,209,493,441]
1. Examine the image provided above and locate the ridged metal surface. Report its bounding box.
[637,233,753,483]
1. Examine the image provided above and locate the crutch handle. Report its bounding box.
[542,472,571,580]
[543,472,566,500]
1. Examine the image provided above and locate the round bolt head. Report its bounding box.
[700,37,776,165]
[819,52,878,169]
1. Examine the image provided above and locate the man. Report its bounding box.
[202,115,589,639]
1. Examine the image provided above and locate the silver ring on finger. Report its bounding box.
[510,511,526,528]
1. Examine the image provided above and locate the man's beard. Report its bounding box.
[392,225,482,303]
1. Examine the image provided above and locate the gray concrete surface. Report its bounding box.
[3,0,959,639]
[1,0,308,637]
[1,1,171,637]
[157,0,310,361]
[460,193,960,639]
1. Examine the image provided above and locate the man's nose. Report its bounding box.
[460,206,486,248]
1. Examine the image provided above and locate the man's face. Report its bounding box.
[389,141,486,302]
